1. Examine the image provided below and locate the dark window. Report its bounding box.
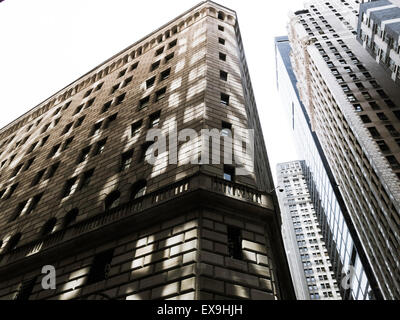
[165,52,174,63]
[25,193,43,215]
[83,89,92,98]
[105,191,120,210]
[368,127,381,139]
[353,104,362,112]
[41,135,50,147]
[102,100,112,113]
[393,110,400,121]
[223,165,235,182]
[168,39,177,49]
[46,162,60,180]
[91,121,103,136]
[86,249,114,285]
[369,101,381,110]
[14,277,37,301]
[62,177,77,198]
[104,113,117,129]
[377,112,388,121]
[62,136,74,151]
[129,62,139,72]
[86,98,95,109]
[48,143,61,159]
[377,140,390,152]
[360,115,371,123]
[78,146,91,163]
[160,68,171,81]
[27,141,38,153]
[220,70,228,81]
[24,158,35,171]
[140,141,155,163]
[4,183,18,200]
[63,208,79,228]
[155,46,164,56]
[149,110,161,128]
[11,202,27,221]
[41,123,50,134]
[74,116,85,128]
[120,150,134,172]
[219,52,226,61]
[118,68,127,78]
[385,99,396,108]
[79,168,94,190]
[95,82,104,91]
[121,76,132,88]
[94,138,107,155]
[139,96,150,109]
[377,89,388,99]
[11,163,23,178]
[74,105,83,115]
[31,169,46,186]
[146,76,156,89]
[41,218,57,236]
[221,93,230,106]
[218,37,225,45]
[218,25,224,31]
[62,123,73,135]
[227,226,242,260]
[131,120,143,137]
[53,117,61,127]
[131,180,147,200]
[221,121,232,137]
[155,87,167,101]
[150,60,161,71]
[115,93,126,105]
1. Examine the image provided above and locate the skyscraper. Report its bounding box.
[277,160,342,300]
[288,0,400,299]
[0,1,294,300]
[275,35,377,300]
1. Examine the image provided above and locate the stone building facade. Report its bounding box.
[0,1,294,300]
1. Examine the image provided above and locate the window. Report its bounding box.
[74,116,85,128]
[377,89,388,99]
[131,120,143,137]
[79,168,94,190]
[368,127,381,139]
[155,87,167,101]
[120,150,134,171]
[31,169,46,186]
[219,52,226,61]
[104,113,117,129]
[148,110,161,128]
[111,84,120,95]
[92,121,103,136]
[86,249,114,285]
[165,52,174,63]
[227,226,242,260]
[24,158,35,171]
[385,99,396,108]
[62,177,77,198]
[146,76,156,89]
[25,193,43,215]
[139,96,150,109]
[118,68,127,78]
[377,112,388,121]
[353,104,362,112]
[220,93,230,106]
[62,122,73,135]
[11,163,23,178]
[168,39,177,49]
[150,60,161,71]
[218,37,225,45]
[140,141,155,163]
[6,233,21,252]
[78,146,91,163]
[63,208,78,228]
[129,62,139,72]
[218,25,224,32]
[62,136,74,151]
[4,183,18,200]
[46,162,60,179]
[160,68,171,81]
[121,76,132,88]
[105,191,120,210]
[14,277,37,301]
[155,46,164,56]
[83,89,92,98]
[94,138,107,155]
[130,180,147,199]
[223,165,235,181]
[102,101,112,113]
[115,93,126,106]
[221,121,232,137]
[74,105,83,115]
[27,141,38,153]
[369,101,381,110]
[41,218,57,236]
[47,143,61,159]
[95,82,104,91]
[220,70,228,81]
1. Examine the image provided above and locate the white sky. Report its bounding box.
[0,0,303,182]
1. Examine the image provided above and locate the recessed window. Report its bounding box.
[360,115,371,123]
[24,158,35,171]
[148,110,161,128]
[369,101,381,110]
[377,112,388,121]
[14,277,37,301]
[63,208,78,228]
[146,76,156,89]
[111,84,120,95]
[368,127,381,139]
[87,249,114,285]
[118,68,127,78]
[83,89,92,98]
[140,141,155,163]
[120,149,134,172]
[218,25,224,32]
[219,52,226,61]
[219,37,225,45]
[11,163,23,178]
[62,136,74,151]
[131,120,143,137]
[47,143,61,159]
[102,101,112,113]
[220,93,230,106]
[168,39,177,49]
[155,87,167,102]
[41,218,57,236]
[105,191,120,211]
[78,146,91,163]
[95,82,104,91]
[31,169,46,186]
[165,52,175,63]
[129,62,139,72]
[41,123,50,134]
[79,168,94,190]
[62,122,73,135]
[227,226,242,260]
[62,177,77,198]
[155,46,164,56]
[223,165,235,182]
[6,233,22,252]
[74,116,85,128]
[94,138,107,155]
[92,121,103,136]
[221,121,232,137]
[220,70,228,81]
[25,193,43,215]
[353,104,362,112]
[130,180,147,200]
[4,183,18,200]
[74,104,84,115]
[150,60,161,72]
[115,93,126,106]
[121,76,133,88]
[46,161,60,180]
[104,113,118,129]
[139,96,150,109]
[160,68,171,81]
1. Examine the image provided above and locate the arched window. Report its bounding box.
[41,218,57,236]
[130,180,147,200]
[63,208,79,228]
[218,11,225,21]
[6,233,21,252]
[105,191,120,210]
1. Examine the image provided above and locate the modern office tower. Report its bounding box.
[358,0,400,84]
[0,1,294,300]
[275,35,377,300]
[288,0,400,299]
[277,160,341,300]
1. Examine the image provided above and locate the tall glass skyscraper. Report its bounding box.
[275,36,379,300]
